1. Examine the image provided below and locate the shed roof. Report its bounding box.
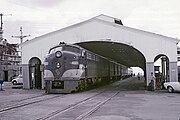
[21,14,179,46]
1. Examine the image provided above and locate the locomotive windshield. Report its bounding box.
[48,45,80,54]
[62,45,80,53]
[49,46,62,54]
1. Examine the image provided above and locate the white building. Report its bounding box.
[21,14,179,89]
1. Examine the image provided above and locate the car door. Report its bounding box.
[175,82,180,91]
[172,82,180,91]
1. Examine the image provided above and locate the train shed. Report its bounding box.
[20,14,179,89]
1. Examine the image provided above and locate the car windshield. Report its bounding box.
[17,75,22,78]
[13,75,22,79]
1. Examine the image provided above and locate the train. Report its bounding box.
[44,42,132,93]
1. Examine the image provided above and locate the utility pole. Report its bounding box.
[12,26,30,58]
[0,13,12,41]
[0,14,3,41]
[12,26,30,44]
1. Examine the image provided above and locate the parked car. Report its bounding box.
[11,75,23,85]
[163,82,180,93]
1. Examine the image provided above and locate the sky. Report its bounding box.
[0,0,180,44]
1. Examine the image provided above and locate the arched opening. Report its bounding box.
[29,57,42,89]
[131,67,144,76]
[76,41,146,80]
[154,54,169,88]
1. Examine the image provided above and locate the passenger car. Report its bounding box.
[12,75,23,85]
[163,82,180,93]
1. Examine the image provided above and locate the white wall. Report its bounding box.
[22,19,178,65]
[21,17,179,85]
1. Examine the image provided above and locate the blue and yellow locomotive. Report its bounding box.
[44,42,130,93]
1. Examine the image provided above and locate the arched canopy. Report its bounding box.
[76,41,146,70]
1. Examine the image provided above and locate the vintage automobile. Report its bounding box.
[11,75,23,85]
[163,82,180,93]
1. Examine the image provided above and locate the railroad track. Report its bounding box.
[0,80,112,114]
[37,90,120,120]
[0,79,128,119]
[0,88,105,114]
[0,94,63,113]
[0,94,44,108]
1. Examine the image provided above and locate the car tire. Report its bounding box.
[167,86,174,93]
[12,81,17,85]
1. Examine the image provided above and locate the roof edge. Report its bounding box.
[20,14,179,46]
[94,18,180,44]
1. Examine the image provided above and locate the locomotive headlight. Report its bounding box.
[56,63,61,68]
[55,51,62,58]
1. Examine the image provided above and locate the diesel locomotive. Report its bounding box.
[44,42,131,93]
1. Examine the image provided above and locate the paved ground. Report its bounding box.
[0,77,180,120]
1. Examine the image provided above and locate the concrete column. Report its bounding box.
[166,59,169,82]
[146,62,154,86]
[169,62,178,82]
[161,57,166,77]
[41,72,44,89]
[22,64,30,89]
